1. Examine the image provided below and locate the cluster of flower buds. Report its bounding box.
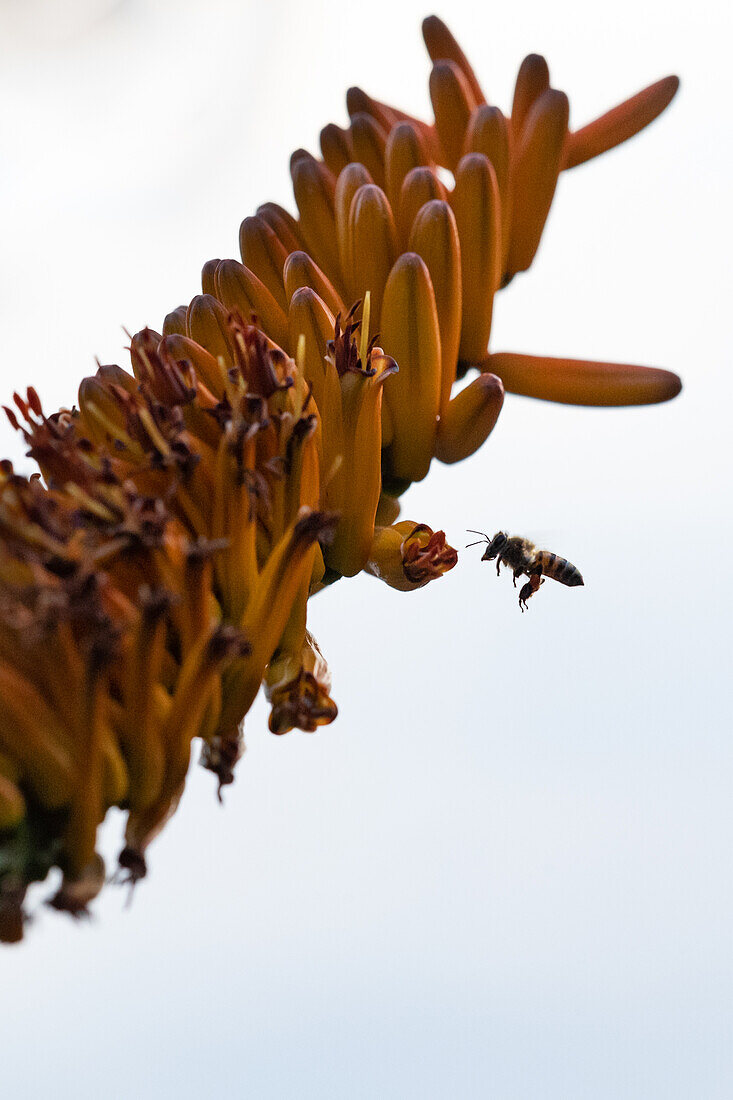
[0,17,681,941]
[313,15,682,410]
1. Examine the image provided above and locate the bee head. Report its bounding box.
[482,531,507,561]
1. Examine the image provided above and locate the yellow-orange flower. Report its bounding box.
[0,323,338,939]
[0,16,681,942]
[365,521,458,591]
[314,15,681,409]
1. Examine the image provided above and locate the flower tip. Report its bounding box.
[662,370,682,402]
[435,371,504,464]
[421,14,450,47]
[563,73,681,170]
[346,86,372,118]
[485,352,682,406]
[546,87,570,114]
[290,148,312,171]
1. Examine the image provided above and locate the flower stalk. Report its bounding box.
[0,15,681,941]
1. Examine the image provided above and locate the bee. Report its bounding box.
[466,530,584,611]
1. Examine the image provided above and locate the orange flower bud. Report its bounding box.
[385,121,431,213]
[564,75,679,170]
[335,162,374,300]
[398,166,448,248]
[256,202,305,254]
[462,105,512,265]
[409,199,462,416]
[290,153,340,286]
[186,293,235,365]
[239,214,290,311]
[486,352,682,406]
[346,85,398,130]
[511,53,550,135]
[284,251,346,319]
[463,105,510,197]
[430,59,478,172]
[422,16,485,105]
[320,122,353,177]
[453,154,502,361]
[201,258,220,297]
[435,372,504,463]
[348,184,398,330]
[350,112,388,189]
[213,260,290,352]
[163,305,188,337]
[381,253,442,483]
[349,83,442,162]
[507,88,569,275]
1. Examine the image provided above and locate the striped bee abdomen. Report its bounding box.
[534,551,584,587]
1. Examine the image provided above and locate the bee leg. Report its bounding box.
[518,573,543,611]
[496,556,502,577]
[512,569,523,588]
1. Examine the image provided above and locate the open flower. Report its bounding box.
[365,521,458,591]
[0,304,456,940]
[0,321,338,938]
[0,16,680,941]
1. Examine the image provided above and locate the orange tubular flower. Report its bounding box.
[0,321,337,938]
[327,14,681,409]
[0,16,681,941]
[365,521,458,592]
[322,308,398,578]
[484,353,682,407]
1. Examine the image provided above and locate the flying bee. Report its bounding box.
[466,530,584,611]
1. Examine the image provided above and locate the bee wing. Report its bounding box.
[515,529,558,551]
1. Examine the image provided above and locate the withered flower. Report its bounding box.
[0,323,338,939]
[266,631,338,736]
[0,16,681,941]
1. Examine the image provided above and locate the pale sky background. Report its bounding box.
[0,1,731,1097]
